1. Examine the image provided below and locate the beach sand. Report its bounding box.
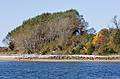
[0,55,120,62]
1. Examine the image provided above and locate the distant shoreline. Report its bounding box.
[0,54,120,62]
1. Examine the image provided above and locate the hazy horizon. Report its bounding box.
[0,0,120,46]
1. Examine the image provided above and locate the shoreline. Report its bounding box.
[16,59,120,62]
[0,55,120,62]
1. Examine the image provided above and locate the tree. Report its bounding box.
[92,32,106,46]
[9,41,15,50]
[92,28,110,46]
[112,16,120,29]
[87,28,96,34]
[84,42,95,55]
[4,9,90,54]
[97,44,116,55]
[109,30,120,53]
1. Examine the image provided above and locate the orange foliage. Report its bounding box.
[92,32,107,45]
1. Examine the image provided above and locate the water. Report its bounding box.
[0,61,120,79]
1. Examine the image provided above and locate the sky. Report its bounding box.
[0,0,120,46]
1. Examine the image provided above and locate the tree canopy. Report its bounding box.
[4,9,90,54]
[3,9,120,55]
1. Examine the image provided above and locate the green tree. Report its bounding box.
[109,30,120,53]
[84,42,95,55]
[4,9,90,54]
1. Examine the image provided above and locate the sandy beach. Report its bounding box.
[0,54,120,62]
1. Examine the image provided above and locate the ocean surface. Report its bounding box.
[0,61,120,79]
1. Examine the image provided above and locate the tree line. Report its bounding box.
[2,9,120,55]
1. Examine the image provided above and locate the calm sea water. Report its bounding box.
[0,61,120,79]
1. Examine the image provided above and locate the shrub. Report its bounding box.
[84,42,95,55]
[97,44,116,55]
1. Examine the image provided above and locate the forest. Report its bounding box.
[2,9,120,55]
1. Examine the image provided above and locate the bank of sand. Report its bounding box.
[0,55,120,62]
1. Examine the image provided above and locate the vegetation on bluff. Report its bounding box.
[2,9,120,55]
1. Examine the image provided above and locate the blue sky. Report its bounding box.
[0,0,120,46]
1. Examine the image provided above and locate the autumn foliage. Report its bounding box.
[2,10,120,55]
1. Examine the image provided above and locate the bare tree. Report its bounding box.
[112,16,120,29]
